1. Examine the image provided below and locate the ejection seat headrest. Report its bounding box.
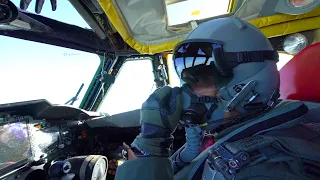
[280,42,320,103]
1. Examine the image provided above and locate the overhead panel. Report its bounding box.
[98,0,232,54]
[98,0,320,54]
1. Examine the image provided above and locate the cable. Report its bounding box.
[172,125,203,174]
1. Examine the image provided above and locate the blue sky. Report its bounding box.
[11,0,90,28]
[0,1,100,106]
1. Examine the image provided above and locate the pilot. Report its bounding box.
[115,17,320,180]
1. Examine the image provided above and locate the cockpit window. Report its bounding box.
[98,59,156,115]
[166,0,230,26]
[277,53,294,70]
[0,36,100,106]
[10,0,90,28]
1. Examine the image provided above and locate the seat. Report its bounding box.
[279,42,320,103]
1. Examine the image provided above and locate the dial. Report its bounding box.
[91,157,108,180]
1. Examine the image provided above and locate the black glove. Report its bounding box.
[20,0,57,14]
[131,86,182,157]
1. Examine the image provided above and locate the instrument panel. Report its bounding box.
[0,99,140,180]
[0,100,92,177]
[0,117,86,172]
[33,120,85,160]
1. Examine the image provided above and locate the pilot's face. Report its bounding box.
[188,76,240,119]
[188,76,218,97]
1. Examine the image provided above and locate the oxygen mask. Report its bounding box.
[180,84,218,126]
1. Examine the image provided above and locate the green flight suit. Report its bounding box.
[115,157,173,180]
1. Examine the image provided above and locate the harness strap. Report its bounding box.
[176,101,308,180]
[228,102,308,142]
[234,161,310,180]
[208,107,320,180]
[225,135,320,163]
[225,50,279,69]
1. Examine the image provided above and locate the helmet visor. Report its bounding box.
[173,41,231,82]
[173,40,279,84]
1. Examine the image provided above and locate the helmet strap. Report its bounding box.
[217,80,258,112]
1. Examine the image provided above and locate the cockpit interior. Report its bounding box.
[1,0,320,180]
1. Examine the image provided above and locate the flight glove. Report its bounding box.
[20,0,57,14]
[131,86,182,157]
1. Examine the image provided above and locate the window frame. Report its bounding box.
[97,57,156,115]
[79,57,103,108]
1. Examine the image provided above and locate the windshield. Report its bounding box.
[166,0,230,26]
[0,1,99,106]
[10,0,90,29]
[0,36,100,106]
[98,59,156,115]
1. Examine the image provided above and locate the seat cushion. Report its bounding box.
[280,42,320,103]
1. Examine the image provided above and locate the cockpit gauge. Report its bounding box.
[92,157,107,180]
[67,155,108,180]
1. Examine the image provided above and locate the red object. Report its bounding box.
[81,131,87,138]
[200,136,215,152]
[280,42,320,103]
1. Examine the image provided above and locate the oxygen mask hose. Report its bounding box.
[172,112,203,174]
[172,86,217,173]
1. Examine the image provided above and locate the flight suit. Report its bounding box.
[114,100,320,180]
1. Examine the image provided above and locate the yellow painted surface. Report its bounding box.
[98,0,320,54]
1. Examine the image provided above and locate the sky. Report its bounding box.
[98,60,156,115]
[0,1,100,107]
[10,0,90,28]
[167,0,230,26]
